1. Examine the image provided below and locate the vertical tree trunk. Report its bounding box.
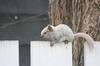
[48,0,100,66]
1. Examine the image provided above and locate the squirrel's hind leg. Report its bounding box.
[63,40,69,48]
[63,40,69,44]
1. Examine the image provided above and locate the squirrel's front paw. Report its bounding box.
[50,44,54,47]
[50,42,54,47]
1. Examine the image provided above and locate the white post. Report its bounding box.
[84,42,100,66]
[0,41,19,66]
[31,41,72,66]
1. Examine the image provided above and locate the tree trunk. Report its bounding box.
[48,0,100,66]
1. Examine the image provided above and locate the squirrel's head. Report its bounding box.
[41,24,55,39]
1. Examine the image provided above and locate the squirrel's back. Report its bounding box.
[55,24,74,42]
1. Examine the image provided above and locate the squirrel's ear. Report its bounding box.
[48,25,53,32]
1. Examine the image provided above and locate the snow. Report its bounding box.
[31,41,72,66]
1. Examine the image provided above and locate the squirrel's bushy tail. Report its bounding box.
[74,33,94,50]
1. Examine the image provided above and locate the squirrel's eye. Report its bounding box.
[44,32,46,34]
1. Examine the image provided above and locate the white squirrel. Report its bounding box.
[41,24,94,49]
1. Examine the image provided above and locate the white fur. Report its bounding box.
[41,24,94,49]
[74,33,94,50]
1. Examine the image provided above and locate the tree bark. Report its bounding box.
[48,0,100,66]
